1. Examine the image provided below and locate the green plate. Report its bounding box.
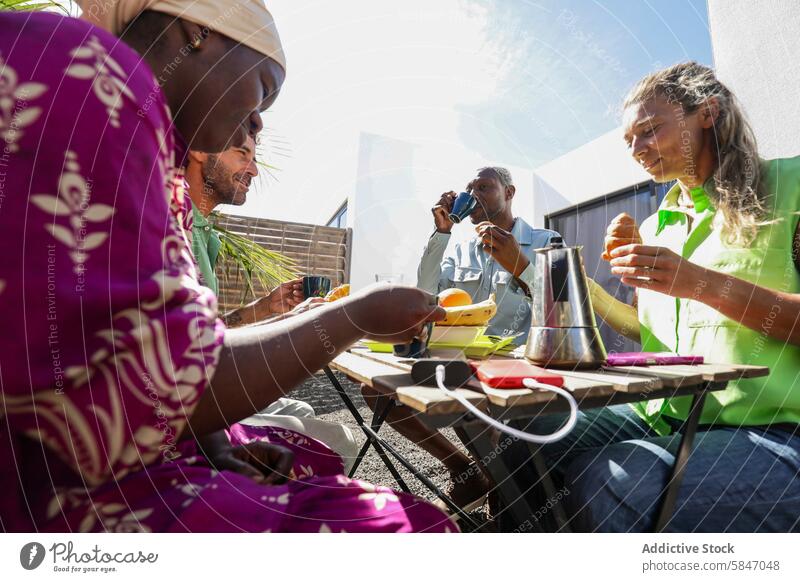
[360,340,394,353]
[360,335,518,358]
[429,335,517,358]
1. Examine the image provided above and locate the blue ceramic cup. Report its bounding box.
[448,191,478,224]
[302,275,332,299]
[393,323,433,359]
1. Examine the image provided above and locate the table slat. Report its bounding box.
[703,363,770,379]
[395,386,488,415]
[349,349,414,371]
[361,370,488,415]
[602,365,703,388]
[557,369,662,393]
[330,351,406,387]
[351,349,619,406]
[645,363,766,382]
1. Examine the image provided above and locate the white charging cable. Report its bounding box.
[434,364,578,444]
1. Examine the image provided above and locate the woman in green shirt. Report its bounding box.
[529,62,800,532]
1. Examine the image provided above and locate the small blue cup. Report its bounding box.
[448,191,478,224]
[393,323,433,359]
[302,275,332,299]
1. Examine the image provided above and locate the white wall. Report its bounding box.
[531,128,651,227]
[708,0,800,160]
[348,133,534,291]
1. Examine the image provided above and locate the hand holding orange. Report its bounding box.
[602,213,642,261]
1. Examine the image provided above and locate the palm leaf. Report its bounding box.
[212,214,298,305]
[255,159,282,184]
[253,118,290,186]
[0,0,69,13]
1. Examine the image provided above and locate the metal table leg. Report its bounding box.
[654,388,708,532]
[360,413,482,530]
[348,441,372,478]
[459,422,537,531]
[323,367,481,529]
[348,392,392,477]
[490,415,572,533]
[530,447,572,532]
[323,366,410,492]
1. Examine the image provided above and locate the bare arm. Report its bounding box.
[701,220,800,344]
[222,279,305,327]
[700,269,800,345]
[185,286,444,438]
[589,212,643,341]
[610,244,800,346]
[220,308,247,327]
[587,278,641,342]
[221,298,272,327]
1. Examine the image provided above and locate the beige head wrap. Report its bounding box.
[77,0,285,71]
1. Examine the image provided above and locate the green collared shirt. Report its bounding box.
[191,205,221,295]
[654,184,713,237]
[635,157,800,434]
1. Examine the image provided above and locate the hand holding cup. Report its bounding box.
[432,191,458,233]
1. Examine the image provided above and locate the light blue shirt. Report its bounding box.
[417,217,560,344]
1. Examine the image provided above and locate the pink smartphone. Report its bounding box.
[606,352,704,366]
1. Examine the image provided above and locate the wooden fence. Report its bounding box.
[212,213,352,313]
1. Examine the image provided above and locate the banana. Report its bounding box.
[438,293,497,326]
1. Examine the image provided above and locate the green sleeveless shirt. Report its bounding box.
[634,156,800,435]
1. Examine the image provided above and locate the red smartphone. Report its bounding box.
[606,352,704,366]
[471,359,564,389]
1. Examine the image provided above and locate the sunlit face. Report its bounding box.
[201,135,259,206]
[467,169,510,224]
[622,95,706,184]
[122,13,285,154]
[180,40,285,153]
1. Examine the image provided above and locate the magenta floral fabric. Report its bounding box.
[0,12,455,533]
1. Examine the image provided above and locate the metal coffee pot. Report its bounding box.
[524,237,607,368]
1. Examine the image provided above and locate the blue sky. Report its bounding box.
[226,0,714,223]
[458,0,713,168]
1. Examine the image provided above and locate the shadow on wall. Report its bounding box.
[532,173,573,229]
[350,133,420,290]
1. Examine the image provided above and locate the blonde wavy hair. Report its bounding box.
[624,62,768,246]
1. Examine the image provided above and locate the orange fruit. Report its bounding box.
[438,288,472,307]
[324,284,350,302]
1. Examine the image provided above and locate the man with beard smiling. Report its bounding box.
[185,135,304,327]
[186,136,359,469]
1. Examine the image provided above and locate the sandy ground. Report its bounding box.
[290,371,494,531]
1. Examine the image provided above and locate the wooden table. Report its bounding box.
[325,346,769,532]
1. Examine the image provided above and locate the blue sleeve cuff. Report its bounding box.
[515,261,536,299]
